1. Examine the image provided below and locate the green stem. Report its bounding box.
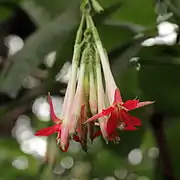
[75,14,85,45]
[62,14,85,116]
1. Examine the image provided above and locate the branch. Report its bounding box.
[150,112,175,180]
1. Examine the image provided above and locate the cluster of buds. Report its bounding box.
[35,0,154,152]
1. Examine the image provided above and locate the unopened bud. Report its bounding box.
[91,0,104,13]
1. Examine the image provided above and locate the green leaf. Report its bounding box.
[98,24,136,51]
[99,0,156,27]
[93,2,138,52]
[110,38,145,80]
[0,2,80,97]
[138,45,180,117]
[138,45,180,66]
[94,2,122,23]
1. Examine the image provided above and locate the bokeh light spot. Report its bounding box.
[5,35,24,55]
[148,147,159,159]
[128,148,143,165]
[61,156,74,169]
[12,156,28,170]
[32,96,62,121]
[44,51,56,68]
[114,167,128,179]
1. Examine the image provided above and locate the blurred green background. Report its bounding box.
[0,0,180,179]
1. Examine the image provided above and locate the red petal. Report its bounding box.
[129,115,142,126]
[113,88,122,104]
[120,110,138,130]
[102,106,114,115]
[85,106,114,123]
[137,101,154,108]
[48,93,61,123]
[107,111,119,135]
[85,113,104,123]
[123,100,139,110]
[35,124,59,136]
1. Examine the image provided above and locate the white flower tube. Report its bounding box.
[87,15,117,104]
[95,50,108,140]
[60,15,84,150]
[68,47,89,135]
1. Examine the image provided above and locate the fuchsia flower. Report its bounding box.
[86,89,154,142]
[35,93,69,152]
[86,15,154,142]
[34,12,155,152]
[35,93,101,152]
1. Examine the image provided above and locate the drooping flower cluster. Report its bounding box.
[35,0,154,152]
